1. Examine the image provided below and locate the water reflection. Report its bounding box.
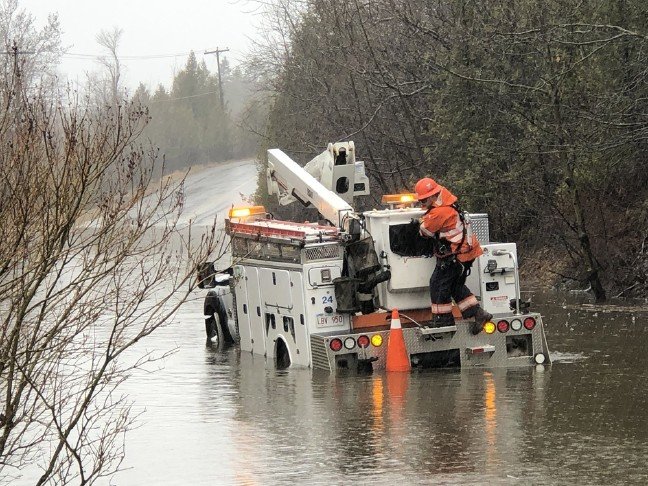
[110,291,648,485]
[200,356,555,484]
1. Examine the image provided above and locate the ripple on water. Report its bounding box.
[549,351,588,363]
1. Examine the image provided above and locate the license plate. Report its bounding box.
[316,314,344,327]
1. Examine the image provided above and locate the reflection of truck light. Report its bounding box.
[199,141,551,372]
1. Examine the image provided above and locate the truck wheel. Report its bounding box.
[205,295,235,348]
[275,338,291,369]
[205,308,224,348]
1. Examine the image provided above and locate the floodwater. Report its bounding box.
[113,293,648,485]
[107,159,648,485]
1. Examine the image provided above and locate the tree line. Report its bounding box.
[134,52,261,174]
[252,0,648,301]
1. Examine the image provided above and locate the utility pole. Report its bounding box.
[204,47,229,111]
[3,43,35,97]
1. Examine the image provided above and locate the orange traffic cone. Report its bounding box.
[385,308,411,372]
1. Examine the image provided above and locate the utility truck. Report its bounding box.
[198,142,550,372]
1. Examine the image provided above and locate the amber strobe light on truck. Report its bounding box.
[228,205,267,219]
[381,193,417,207]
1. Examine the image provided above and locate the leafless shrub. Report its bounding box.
[0,54,217,484]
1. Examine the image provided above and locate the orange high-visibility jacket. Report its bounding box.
[419,186,483,262]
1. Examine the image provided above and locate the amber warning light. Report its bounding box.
[228,205,266,219]
[381,193,417,206]
[483,321,497,334]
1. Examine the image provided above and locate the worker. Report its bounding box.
[414,177,492,334]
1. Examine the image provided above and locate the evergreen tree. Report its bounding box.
[254,0,648,299]
[141,52,244,172]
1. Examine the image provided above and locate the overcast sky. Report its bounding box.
[20,0,260,90]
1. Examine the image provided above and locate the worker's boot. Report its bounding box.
[429,313,455,328]
[469,307,493,335]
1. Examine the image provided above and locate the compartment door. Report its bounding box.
[233,265,252,352]
[245,267,266,355]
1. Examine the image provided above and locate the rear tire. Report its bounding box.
[275,338,291,369]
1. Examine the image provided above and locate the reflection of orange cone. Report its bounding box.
[386,371,410,428]
[386,308,411,372]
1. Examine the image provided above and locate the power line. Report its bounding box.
[63,52,192,60]
[148,90,219,104]
[62,48,239,61]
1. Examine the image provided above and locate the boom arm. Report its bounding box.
[267,148,353,228]
[266,142,370,229]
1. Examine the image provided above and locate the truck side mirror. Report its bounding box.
[197,263,232,289]
[197,262,216,289]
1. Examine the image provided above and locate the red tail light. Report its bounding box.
[497,320,509,333]
[523,317,536,330]
[357,335,370,348]
[329,338,343,352]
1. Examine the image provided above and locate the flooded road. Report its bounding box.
[110,160,648,485]
[114,294,648,485]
